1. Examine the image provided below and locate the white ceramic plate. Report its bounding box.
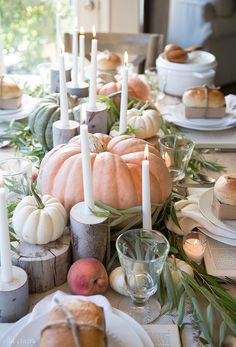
[114,308,154,347]
[161,103,236,131]
[0,307,146,347]
[199,188,236,234]
[0,95,38,121]
[198,227,236,247]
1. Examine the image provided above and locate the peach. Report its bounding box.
[67,258,109,295]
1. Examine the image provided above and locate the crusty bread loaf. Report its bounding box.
[40,300,107,347]
[182,87,225,108]
[97,50,121,71]
[0,76,22,99]
[214,173,236,206]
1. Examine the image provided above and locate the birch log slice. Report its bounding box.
[11,233,71,293]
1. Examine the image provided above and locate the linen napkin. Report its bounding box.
[166,193,236,240]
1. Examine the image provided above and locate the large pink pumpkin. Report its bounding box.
[38,135,172,212]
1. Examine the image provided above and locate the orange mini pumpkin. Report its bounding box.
[38,135,172,212]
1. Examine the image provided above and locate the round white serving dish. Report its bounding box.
[156,50,217,96]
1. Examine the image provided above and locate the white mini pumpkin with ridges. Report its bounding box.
[12,188,67,245]
[127,106,161,139]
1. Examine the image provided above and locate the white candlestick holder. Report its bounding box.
[70,201,108,263]
[53,119,80,147]
[67,81,89,98]
[0,265,29,322]
[50,65,72,93]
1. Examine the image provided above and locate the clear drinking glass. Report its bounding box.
[159,135,195,182]
[116,228,169,324]
[0,158,32,204]
[145,67,165,103]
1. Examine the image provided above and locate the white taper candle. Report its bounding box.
[88,25,97,110]
[59,53,69,127]
[119,51,129,134]
[79,26,85,84]
[0,176,13,283]
[71,18,79,87]
[80,104,95,213]
[56,13,62,61]
[142,144,152,230]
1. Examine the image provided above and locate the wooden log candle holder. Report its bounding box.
[53,119,80,147]
[67,81,89,98]
[85,101,108,134]
[0,266,29,322]
[50,65,71,93]
[70,201,108,263]
[12,233,71,293]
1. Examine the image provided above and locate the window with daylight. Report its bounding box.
[0,0,71,74]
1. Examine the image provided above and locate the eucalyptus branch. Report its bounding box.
[0,120,45,162]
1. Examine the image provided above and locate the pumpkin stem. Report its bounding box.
[139,102,149,114]
[31,183,45,209]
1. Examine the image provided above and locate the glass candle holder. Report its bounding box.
[145,67,165,103]
[0,158,32,204]
[183,231,207,264]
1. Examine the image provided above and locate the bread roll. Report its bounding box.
[182,87,225,108]
[40,300,107,347]
[97,50,121,71]
[214,173,236,205]
[0,76,22,99]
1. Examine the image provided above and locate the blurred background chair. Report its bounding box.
[64,32,164,73]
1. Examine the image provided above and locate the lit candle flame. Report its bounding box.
[124,51,128,66]
[144,144,149,160]
[81,103,87,124]
[80,26,85,35]
[92,24,96,38]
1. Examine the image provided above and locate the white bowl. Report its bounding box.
[156,50,217,96]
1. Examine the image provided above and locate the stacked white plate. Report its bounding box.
[160,103,236,131]
[198,188,236,246]
[0,95,38,122]
[0,291,154,347]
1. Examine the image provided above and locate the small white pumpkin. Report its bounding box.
[167,256,194,284]
[127,105,161,139]
[109,266,129,296]
[12,185,67,245]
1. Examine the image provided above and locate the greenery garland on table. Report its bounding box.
[1,93,233,346]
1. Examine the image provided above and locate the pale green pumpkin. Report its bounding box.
[29,94,78,151]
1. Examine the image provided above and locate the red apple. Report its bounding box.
[67,258,109,295]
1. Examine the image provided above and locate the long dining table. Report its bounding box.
[0,78,236,346]
[0,128,236,346]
